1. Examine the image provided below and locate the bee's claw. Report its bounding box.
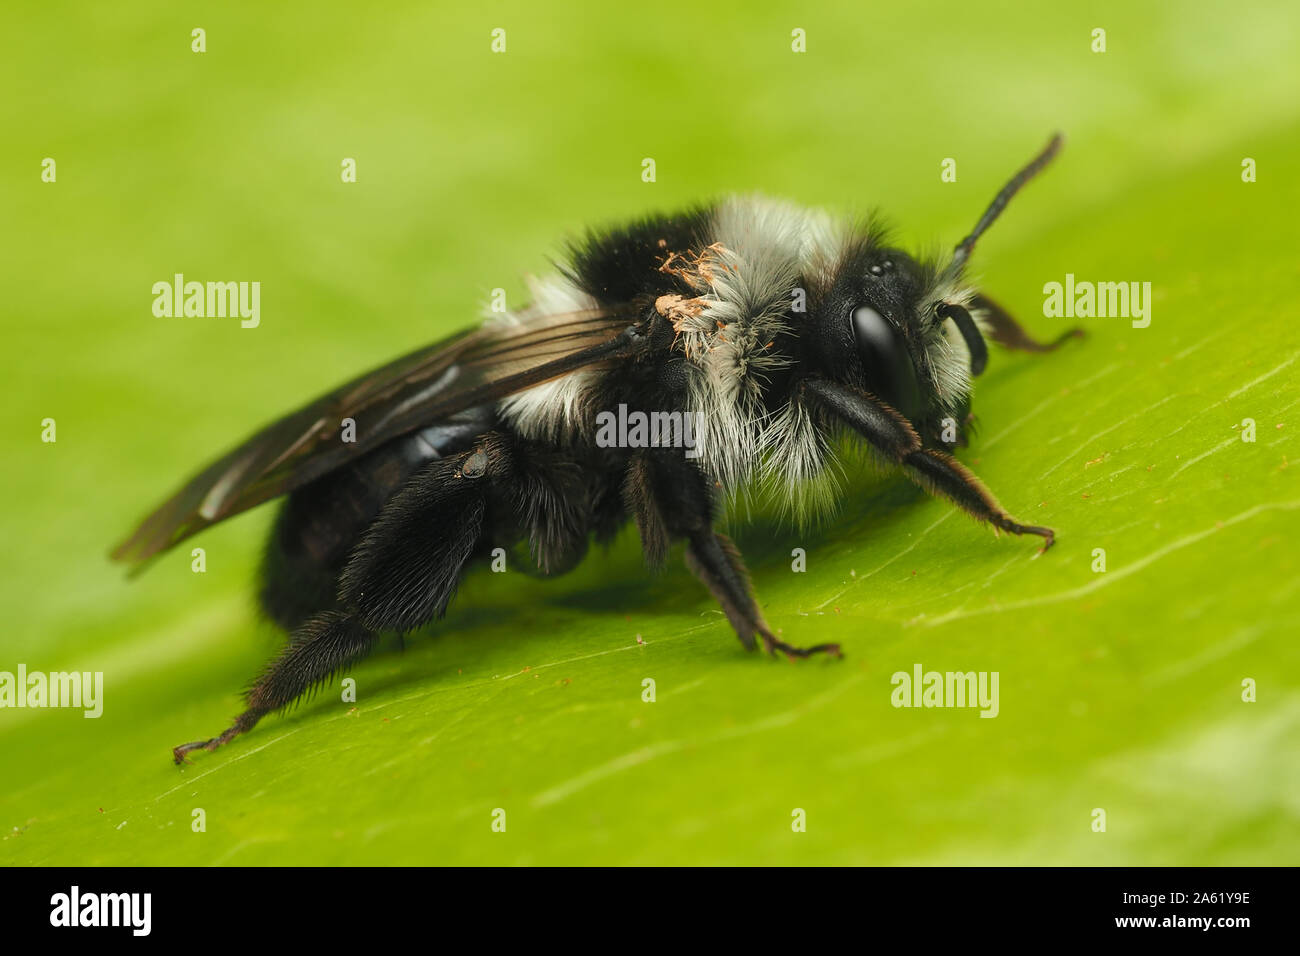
[171,715,256,766]
[996,516,1055,552]
[172,740,213,765]
[758,629,842,660]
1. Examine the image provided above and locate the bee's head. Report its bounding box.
[806,243,979,428]
[802,133,1064,435]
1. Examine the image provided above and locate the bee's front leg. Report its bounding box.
[803,377,1055,550]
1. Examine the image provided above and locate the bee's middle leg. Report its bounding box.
[686,530,841,659]
[625,450,839,660]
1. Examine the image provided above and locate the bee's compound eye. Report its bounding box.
[850,305,922,420]
[851,304,887,345]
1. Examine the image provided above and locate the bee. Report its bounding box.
[115,134,1082,763]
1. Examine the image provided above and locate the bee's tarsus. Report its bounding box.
[172,710,263,765]
[761,632,843,660]
[995,517,1056,551]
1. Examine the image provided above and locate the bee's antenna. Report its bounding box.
[936,302,988,376]
[951,132,1064,269]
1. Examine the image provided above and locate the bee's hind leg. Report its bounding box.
[173,611,374,764]
[174,441,503,765]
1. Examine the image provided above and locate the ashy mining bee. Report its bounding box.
[114,134,1082,763]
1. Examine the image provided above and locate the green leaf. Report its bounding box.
[2,2,1297,865]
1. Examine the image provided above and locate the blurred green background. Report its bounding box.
[2,1,1298,865]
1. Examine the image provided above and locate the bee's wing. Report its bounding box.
[112,307,642,566]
